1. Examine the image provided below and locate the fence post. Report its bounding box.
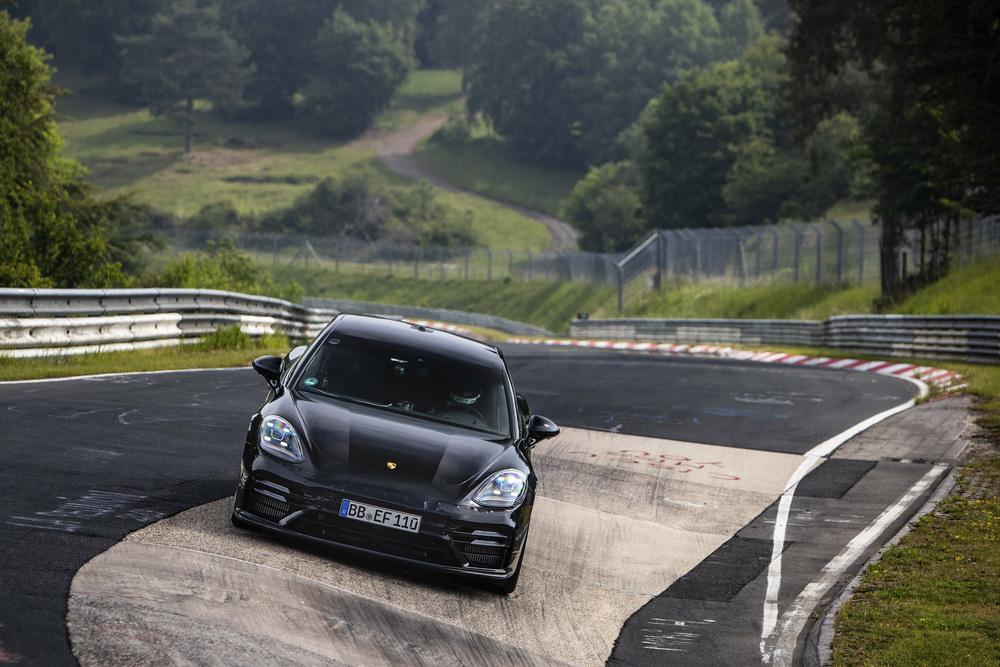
[730,229,747,285]
[813,224,823,283]
[769,227,779,274]
[486,249,493,281]
[793,227,803,282]
[616,263,625,314]
[829,220,845,283]
[464,248,470,279]
[851,219,866,282]
[754,228,763,278]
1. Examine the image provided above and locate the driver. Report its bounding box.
[444,380,486,425]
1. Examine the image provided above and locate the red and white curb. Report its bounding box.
[507,337,964,392]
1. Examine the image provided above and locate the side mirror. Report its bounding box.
[527,415,560,442]
[252,355,282,389]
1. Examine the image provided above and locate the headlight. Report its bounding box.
[473,469,527,508]
[258,415,304,462]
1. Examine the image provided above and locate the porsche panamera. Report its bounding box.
[231,314,559,594]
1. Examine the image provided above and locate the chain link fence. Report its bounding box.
[612,217,1000,312]
[164,216,1000,313]
[165,231,620,285]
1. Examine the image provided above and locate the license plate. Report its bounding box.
[338,498,421,534]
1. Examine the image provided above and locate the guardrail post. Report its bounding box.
[829,220,845,283]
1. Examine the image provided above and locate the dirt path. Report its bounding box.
[376,113,579,252]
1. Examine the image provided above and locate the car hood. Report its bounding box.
[293,392,514,500]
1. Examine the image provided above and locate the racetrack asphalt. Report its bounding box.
[0,346,930,665]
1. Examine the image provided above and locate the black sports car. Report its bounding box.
[231,314,559,593]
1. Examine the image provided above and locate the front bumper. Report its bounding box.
[233,457,529,581]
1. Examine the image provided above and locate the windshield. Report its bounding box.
[296,335,511,438]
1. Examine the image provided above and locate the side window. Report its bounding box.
[515,394,530,426]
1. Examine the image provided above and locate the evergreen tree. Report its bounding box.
[118,1,250,153]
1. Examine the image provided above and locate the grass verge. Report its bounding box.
[284,268,613,334]
[615,256,1000,320]
[412,119,582,218]
[832,361,1000,666]
[0,341,291,382]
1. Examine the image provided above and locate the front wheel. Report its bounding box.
[230,491,252,530]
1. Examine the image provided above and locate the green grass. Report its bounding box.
[0,342,291,382]
[616,281,880,320]
[896,258,1000,315]
[412,118,583,218]
[615,257,1000,320]
[283,268,613,334]
[53,69,549,250]
[832,361,1000,665]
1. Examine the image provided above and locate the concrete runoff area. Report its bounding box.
[68,427,803,666]
[0,349,937,665]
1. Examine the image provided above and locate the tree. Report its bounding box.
[299,10,411,139]
[787,0,1000,302]
[1,11,123,287]
[118,1,250,153]
[415,0,488,68]
[465,0,725,167]
[564,162,645,252]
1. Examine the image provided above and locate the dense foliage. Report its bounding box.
[0,11,124,288]
[640,38,864,229]
[465,0,747,166]
[787,0,1000,301]
[299,11,411,138]
[562,162,644,252]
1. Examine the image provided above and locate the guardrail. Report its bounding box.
[302,297,551,337]
[0,288,337,358]
[571,315,1000,364]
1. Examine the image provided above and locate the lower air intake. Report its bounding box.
[249,491,290,521]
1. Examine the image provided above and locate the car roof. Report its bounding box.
[327,314,503,370]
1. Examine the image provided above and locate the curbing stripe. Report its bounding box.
[507,337,962,391]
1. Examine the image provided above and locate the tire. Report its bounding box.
[230,492,252,530]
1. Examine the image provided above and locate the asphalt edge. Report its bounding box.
[803,467,959,667]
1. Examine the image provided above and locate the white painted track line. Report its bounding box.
[762,463,948,665]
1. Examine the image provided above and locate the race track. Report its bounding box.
[0,346,968,666]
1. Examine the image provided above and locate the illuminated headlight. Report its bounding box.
[258,415,304,463]
[473,469,527,508]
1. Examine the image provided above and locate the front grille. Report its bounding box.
[248,490,290,521]
[448,527,511,570]
[297,512,457,566]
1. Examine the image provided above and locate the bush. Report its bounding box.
[152,240,304,302]
[564,162,646,252]
[196,325,289,351]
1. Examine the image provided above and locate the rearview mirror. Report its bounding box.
[527,415,560,442]
[252,355,282,388]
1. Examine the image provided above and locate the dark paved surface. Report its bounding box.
[0,348,917,665]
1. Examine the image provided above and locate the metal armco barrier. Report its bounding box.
[302,297,551,337]
[571,315,1000,364]
[0,288,337,358]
